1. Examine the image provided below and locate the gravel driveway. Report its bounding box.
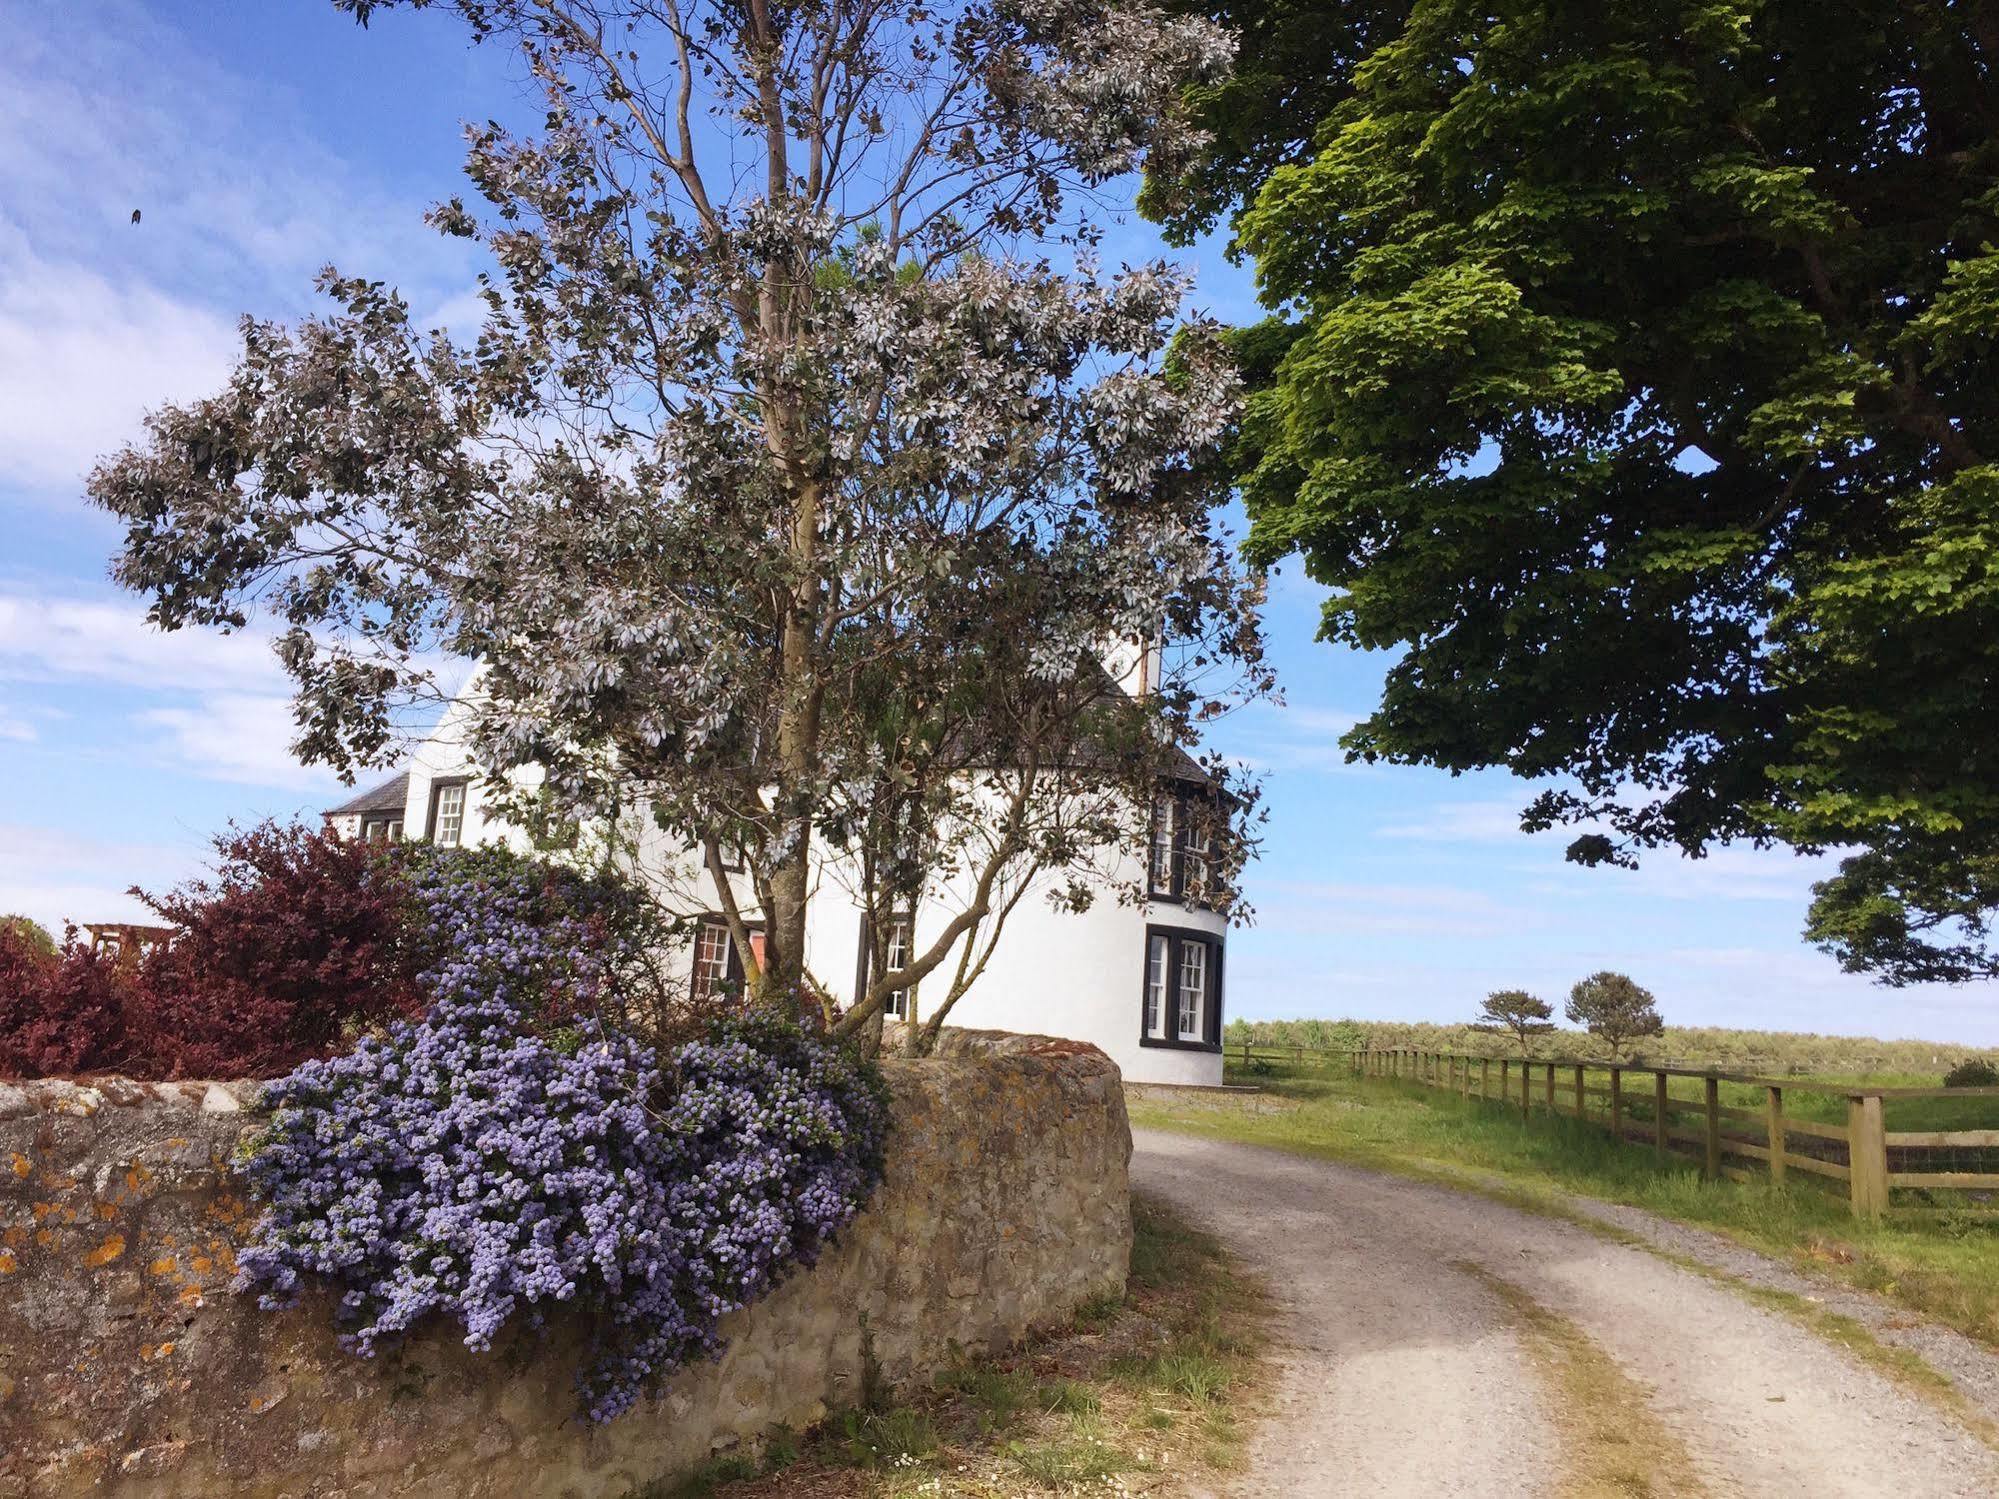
[1136,1128,1999,1498]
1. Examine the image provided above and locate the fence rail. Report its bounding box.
[1241,1043,1999,1220]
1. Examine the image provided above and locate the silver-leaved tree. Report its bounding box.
[89,0,1273,1046]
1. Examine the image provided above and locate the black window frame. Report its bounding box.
[360,815,404,842]
[1147,785,1222,909]
[424,777,471,847]
[1138,924,1224,1052]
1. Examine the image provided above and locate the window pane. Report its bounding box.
[691,920,732,1001]
[1145,934,1170,1037]
[1184,817,1212,903]
[435,784,466,848]
[883,916,912,1020]
[1149,796,1177,892]
[1177,941,1207,1040]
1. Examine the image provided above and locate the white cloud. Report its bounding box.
[1221,698,1378,776]
[137,693,336,792]
[0,823,195,932]
[0,585,344,791]
[1373,795,1831,904]
[0,589,286,694]
[0,2,481,502]
[0,238,241,495]
[1254,877,1542,940]
[1377,798,1532,844]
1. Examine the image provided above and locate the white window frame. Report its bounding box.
[429,782,467,848]
[1177,940,1208,1041]
[690,918,735,1002]
[881,915,914,1020]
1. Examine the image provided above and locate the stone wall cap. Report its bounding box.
[0,1076,264,1118]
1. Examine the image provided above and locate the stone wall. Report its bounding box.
[0,1046,1132,1499]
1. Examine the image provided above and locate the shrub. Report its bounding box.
[393,841,681,1042]
[1944,1057,1999,1088]
[0,926,139,1078]
[235,852,889,1421]
[136,821,420,1078]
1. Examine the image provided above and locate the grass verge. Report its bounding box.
[1127,1065,1999,1353]
[632,1191,1271,1498]
[1454,1260,1707,1498]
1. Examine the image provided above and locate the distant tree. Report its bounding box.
[0,915,55,960]
[1473,989,1554,1056]
[1565,972,1665,1059]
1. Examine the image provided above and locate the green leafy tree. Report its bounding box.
[1473,989,1554,1056]
[1153,1,1999,984]
[0,916,56,960]
[1564,971,1665,1059]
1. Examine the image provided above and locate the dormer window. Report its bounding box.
[1147,786,1223,907]
[1148,794,1178,895]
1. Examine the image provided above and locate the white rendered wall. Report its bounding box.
[391,703,1228,1087]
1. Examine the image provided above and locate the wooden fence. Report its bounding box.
[1282,1045,1999,1221]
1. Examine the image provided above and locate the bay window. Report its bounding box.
[1140,926,1222,1050]
[1147,786,1223,908]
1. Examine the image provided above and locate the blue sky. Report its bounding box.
[3,2,1993,1046]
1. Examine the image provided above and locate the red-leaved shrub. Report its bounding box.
[0,821,421,1082]
[0,926,141,1078]
[136,821,421,1078]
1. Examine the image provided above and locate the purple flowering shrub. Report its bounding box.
[234,846,889,1421]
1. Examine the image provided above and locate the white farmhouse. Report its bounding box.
[325,676,1230,1087]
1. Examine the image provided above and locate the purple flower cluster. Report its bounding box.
[234,850,889,1421]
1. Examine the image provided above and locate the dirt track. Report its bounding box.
[1135,1128,1999,1498]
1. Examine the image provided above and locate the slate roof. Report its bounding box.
[323,771,411,819]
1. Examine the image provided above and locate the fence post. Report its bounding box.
[1609,1068,1623,1141]
[1654,1072,1668,1160]
[1572,1064,1585,1120]
[1766,1085,1786,1187]
[1544,1062,1556,1114]
[1481,1057,1491,1101]
[1521,1058,1532,1116]
[1703,1075,1721,1181]
[1847,1093,1889,1220]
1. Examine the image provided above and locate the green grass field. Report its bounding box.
[1226,1017,1999,1082]
[1312,1050,1999,1133]
[1129,1060,1999,1349]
